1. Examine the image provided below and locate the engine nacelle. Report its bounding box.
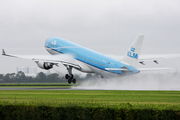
[35,61,54,70]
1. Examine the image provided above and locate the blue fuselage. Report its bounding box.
[45,37,139,75]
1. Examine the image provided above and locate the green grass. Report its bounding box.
[1,90,180,119]
[0,90,180,108]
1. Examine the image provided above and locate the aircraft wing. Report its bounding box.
[2,49,81,69]
[105,68,129,71]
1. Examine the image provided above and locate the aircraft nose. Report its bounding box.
[46,38,51,43]
[45,38,52,47]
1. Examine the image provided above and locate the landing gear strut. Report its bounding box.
[65,66,76,84]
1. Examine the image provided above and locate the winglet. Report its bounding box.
[2,49,6,55]
[2,49,21,58]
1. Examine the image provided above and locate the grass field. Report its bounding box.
[0,90,180,119]
[1,83,180,109]
[1,84,180,119]
[0,90,180,108]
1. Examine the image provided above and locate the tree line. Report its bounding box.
[0,71,66,83]
[0,71,98,83]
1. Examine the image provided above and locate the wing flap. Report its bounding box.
[105,68,129,71]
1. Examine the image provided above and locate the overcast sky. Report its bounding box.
[0,0,180,74]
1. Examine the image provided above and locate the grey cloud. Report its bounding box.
[0,0,180,74]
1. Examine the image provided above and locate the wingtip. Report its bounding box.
[2,49,6,55]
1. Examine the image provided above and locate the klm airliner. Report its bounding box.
[2,34,177,84]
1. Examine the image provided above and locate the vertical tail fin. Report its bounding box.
[121,34,144,67]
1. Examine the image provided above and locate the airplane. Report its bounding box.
[2,34,179,84]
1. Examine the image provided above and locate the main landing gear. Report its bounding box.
[65,66,76,84]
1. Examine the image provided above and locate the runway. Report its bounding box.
[1,87,179,90]
[0,87,103,90]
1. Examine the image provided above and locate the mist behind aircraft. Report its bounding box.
[74,72,180,90]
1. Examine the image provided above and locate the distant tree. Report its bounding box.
[74,74,81,80]
[26,76,34,83]
[9,73,16,82]
[85,73,93,79]
[0,74,3,78]
[3,73,11,83]
[0,74,3,82]
[36,72,47,82]
[15,71,26,82]
[47,73,59,82]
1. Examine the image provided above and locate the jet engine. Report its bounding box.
[35,61,54,70]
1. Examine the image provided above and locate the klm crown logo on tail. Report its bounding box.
[127,46,138,59]
[130,47,135,52]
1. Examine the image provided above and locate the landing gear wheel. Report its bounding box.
[68,78,72,84]
[70,74,73,79]
[65,74,70,79]
[72,78,76,84]
[65,66,76,84]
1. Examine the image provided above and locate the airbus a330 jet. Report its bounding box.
[2,34,179,84]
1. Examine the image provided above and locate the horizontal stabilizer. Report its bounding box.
[138,54,180,65]
[138,68,172,71]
